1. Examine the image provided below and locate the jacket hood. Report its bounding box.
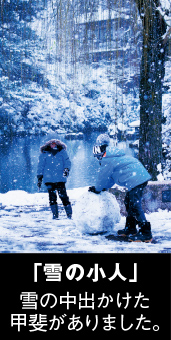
[40,139,67,153]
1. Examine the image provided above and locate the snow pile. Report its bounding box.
[72,191,121,234]
[0,190,48,207]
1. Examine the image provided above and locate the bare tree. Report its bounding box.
[135,0,168,180]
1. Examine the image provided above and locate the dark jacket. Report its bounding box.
[37,139,71,183]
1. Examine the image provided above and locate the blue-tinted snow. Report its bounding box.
[0,188,171,253]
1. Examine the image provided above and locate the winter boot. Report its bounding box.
[64,203,72,219]
[50,204,58,219]
[117,216,138,237]
[128,222,153,242]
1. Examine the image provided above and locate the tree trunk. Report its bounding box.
[135,0,167,180]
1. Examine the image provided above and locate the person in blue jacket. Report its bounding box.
[37,139,72,219]
[88,134,153,242]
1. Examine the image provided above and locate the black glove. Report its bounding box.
[63,168,70,177]
[88,186,101,194]
[37,175,43,188]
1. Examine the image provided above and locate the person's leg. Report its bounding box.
[117,191,138,236]
[126,184,147,224]
[127,183,153,242]
[56,182,72,218]
[46,183,58,219]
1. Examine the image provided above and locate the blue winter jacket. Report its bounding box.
[95,147,151,192]
[37,143,71,184]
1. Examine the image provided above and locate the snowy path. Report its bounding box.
[0,188,171,253]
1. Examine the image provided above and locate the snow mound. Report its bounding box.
[0,190,48,206]
[72,191,121,234]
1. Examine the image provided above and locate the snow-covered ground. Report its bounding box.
[0,187,171,253]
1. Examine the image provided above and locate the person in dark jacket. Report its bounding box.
[88,134,153,243]
[37,139,72,219]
